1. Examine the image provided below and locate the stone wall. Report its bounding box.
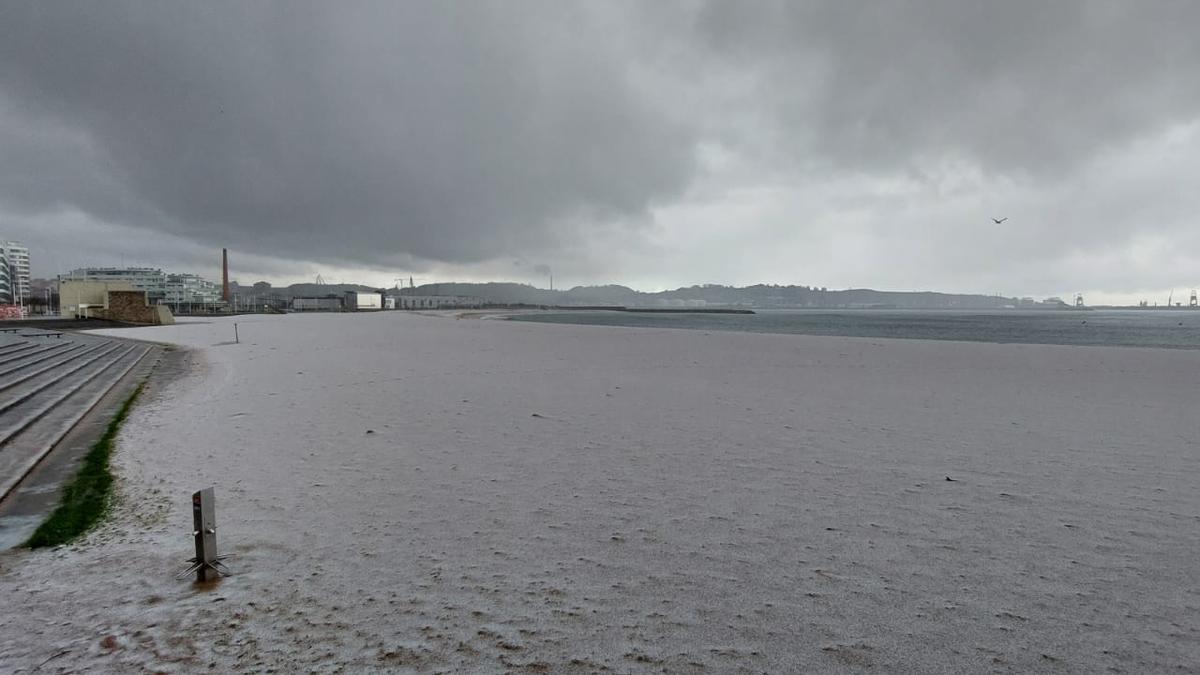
[96,290,175,325]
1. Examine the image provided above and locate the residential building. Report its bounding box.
[60,267,222,307]
[62,267,169,302]
[0,240,31,303]
[0,255,10,305]
[163,273,221,306]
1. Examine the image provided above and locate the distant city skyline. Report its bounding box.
[23,248,1195,308]
[27,258,1195,309]
[16,254,1196,310]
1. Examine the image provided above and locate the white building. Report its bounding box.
[61,267,221,307]
[344,291,383,311]
[0,240,30,303]
[162,273,221,306]
[58,279,136,319]
[62,267,169,302]
[0,254,10,305]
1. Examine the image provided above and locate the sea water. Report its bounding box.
[509,309,1200,350]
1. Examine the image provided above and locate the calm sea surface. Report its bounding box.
[508,309,1200,350]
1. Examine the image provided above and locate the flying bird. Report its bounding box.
[991,217,1008,224]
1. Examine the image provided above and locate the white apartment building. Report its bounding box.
[0,240,31,304]
[0,255,10,304]
[61,267,221,306]
[62,267,170,302]
[163,273,221,306]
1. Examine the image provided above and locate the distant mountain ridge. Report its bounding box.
[240,281,1057,310]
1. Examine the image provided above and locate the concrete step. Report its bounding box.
[0,343,137,447]
[0,341,31,356]
[0,344,152,504]
[0,342,92,381]
[0,342,126,418]
[0,342,67,366]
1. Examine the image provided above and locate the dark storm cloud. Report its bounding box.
[0,1,694,266]
[684,1,1200,174]
[2,1,1200,284]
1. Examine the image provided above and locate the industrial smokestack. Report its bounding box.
[222,248,231,303]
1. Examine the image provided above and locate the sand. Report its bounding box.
[1,312,1197,672]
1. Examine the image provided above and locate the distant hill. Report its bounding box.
[392,282,1044,310]
[240,280,1049,310]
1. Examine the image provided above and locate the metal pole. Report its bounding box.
[192,488,218,582]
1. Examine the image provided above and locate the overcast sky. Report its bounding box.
[2,1,1199,303]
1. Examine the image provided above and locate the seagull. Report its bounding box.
[991,217,1008,224]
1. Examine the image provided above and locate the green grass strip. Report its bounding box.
[25,381,146,548]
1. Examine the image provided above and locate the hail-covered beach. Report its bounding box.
[1,312,1197,672]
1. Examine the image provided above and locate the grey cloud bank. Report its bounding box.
[2,1,1199,301]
